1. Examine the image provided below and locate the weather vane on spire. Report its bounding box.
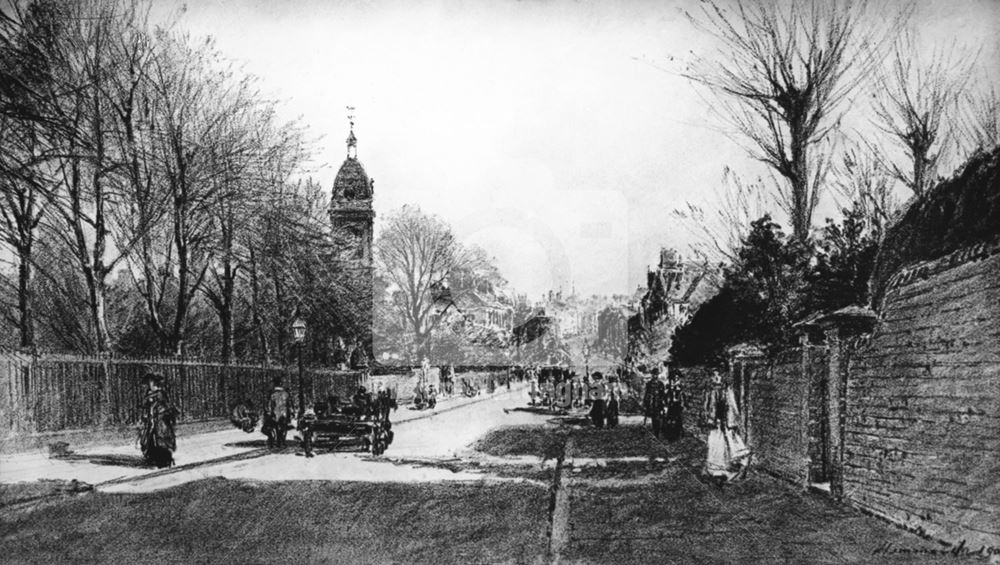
[346,106,357,158]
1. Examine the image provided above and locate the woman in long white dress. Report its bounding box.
[703,371,751,486]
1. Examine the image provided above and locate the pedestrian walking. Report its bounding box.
[643,368,666,438]
[606,377,620,428]
[138,373,179,468]
[589,372,608,428]
[375,381,397,423]
[298,407,317,458]
[663,368,688,441]
[263,376,292,449]
[702,370,751,486]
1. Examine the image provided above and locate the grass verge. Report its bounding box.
[0,477,549,564]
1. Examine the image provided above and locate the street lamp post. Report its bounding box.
[292,313,307,418]
[584,341,591,379]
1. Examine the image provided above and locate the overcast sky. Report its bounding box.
[156,0,1000,299]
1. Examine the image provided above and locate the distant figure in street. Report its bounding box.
[421,356,431,382]
[440,365,454,396]
[605,375,620,428]
[543,375,555,410]
[332,336,348,370]
[643,368,667,438]
[263,376,292,448]
[298,407,317,458]
[350,339,369,371]
[528,374,540,406]
[375,381,397,422]
[589,372,608,428]
[572,374,586,408]
[703,370,751,486]
[663,368,687,441]
[138,373,179,468]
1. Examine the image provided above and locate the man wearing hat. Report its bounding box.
[264,376,292,449]
[663,367,688,441]
[643,367,667,438]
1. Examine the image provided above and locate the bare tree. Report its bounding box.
[670,166,770,263]
[4,0,162,352]
[375,205,477,358]
[0,3,49,348]
[872,30,976,197]
[1,1,62,348]
[832,143,900,242]
[0,114,47,348]
[124,32,260,355]
[201,111,309,363]
[685,0,899,242]
[959,83,1000,154]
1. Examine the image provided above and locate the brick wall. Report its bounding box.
[843,246,1000,550]
[747,347,828,485]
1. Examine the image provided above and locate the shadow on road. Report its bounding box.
[506,406,556,415]
[223,440,270,449]
[53,453,149,468]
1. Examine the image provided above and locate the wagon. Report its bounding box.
[300,406,394,455]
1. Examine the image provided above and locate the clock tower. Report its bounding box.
[329,111,375,351]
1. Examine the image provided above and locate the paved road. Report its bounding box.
[1,384,545,493]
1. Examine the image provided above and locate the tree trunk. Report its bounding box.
[789,115,810,243]
[171,216,188,357]
[16,242,34,349]
[415,329,431,359]
[912,143,929,197]
[88,278,110,352]
[220,307,233,363]
[89,46,111,352]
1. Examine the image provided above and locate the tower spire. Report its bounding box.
[346,106,357,158]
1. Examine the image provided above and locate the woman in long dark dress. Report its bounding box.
[139,373,179,468]
[588,372,607,428]
[605,376,620,428]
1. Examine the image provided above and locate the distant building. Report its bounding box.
[450,286,514,331]
[627,247,718,363]
[596,306,630,359]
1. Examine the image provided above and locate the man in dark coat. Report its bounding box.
[374,382,397,423]
[643,368,667,438]
[350,339,369,371]
[264,376,292,448]
[663,368,688,441]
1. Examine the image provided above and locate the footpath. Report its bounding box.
[0,382,528,488]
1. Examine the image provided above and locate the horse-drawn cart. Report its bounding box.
[299,392,396,456]
[302,413,393,455]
